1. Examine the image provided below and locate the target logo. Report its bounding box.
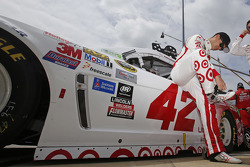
[206,68,213,81]
[163,147,174,155]
[201,60,208,68]
[194,61,200,71]
[138,147,153,157]
[154,149,161,156]
[197,73,205,83]
[199,49,206,57]
[78,150,100,159]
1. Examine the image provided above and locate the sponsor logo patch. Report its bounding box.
[83,47,110,62]
[84,53,112,68]
[90,67,112,77]
[116,69,137,83]
[115,59,137,73]
[107,106,135,120]
[92,77,116,94]
[108,82,135,120]
[43,51,80,69]
[117,83,133,100]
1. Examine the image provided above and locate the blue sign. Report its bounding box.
[92,77,116,94]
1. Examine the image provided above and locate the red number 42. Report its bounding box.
[146,84,197,132]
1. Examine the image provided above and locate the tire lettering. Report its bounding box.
[0,121,8,133]
[0,38,26,61]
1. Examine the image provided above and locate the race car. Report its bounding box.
[0,15,243,160]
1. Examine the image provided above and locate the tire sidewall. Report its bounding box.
[0,31,41,147]
[220,111,236,152]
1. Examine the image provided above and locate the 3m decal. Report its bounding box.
[0,38,26,62]
[92,77,116,94]
[57,43,82,60]
[115,59,137,73]
[84,53,112,68]
[146,83,197,131]
[83,47,110,62]
[43,51,80,69]
[117,83,133,100]
[115,69,137,84]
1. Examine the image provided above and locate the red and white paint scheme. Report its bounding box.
[0,15,243,161]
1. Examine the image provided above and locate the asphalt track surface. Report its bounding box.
[1,146,250,167]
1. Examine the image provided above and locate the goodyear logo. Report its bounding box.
[115,59,137,73]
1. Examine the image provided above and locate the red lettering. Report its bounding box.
[57,43,82,60]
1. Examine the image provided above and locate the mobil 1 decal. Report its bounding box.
[108,83,135,120]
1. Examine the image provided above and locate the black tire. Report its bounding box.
[244,128,250,149]
[219,110,236,152]
[0,28,45,148]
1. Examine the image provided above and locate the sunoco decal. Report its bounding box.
[107,82,135,120]
[115,59,137,73]
[43,51,80,69]
[116,69,137,84]
[92,77,116,94]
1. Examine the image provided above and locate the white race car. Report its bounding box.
[0,15,243,160]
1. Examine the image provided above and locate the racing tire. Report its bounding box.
[244,128,250,149]
[0,28,45,148]
[219,110,236,153]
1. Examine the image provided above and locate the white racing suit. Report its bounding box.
[171,34,225,156]
[230,34,250,65]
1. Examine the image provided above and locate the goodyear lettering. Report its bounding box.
[57,43,82,60]
[0,38,26,62]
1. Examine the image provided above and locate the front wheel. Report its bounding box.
[244,128,250,149]
[219,110,236,152]
[0,28,46,147]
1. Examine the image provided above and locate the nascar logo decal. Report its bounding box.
[115,59,137,73]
